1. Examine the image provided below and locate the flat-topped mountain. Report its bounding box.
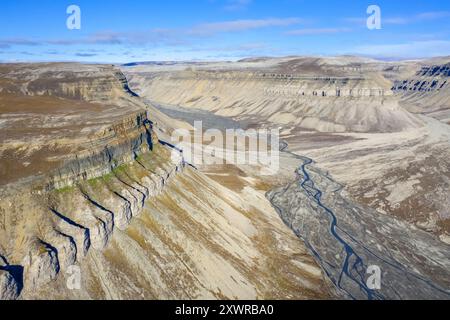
[124,56,424,133]
[122,56,450,299]
[0,63,329,300]
[1,57,450,301]
[0,63,148,188]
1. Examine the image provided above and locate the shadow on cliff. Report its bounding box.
[0,255,24,297]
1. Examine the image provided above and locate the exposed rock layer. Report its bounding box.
[391,63,450,123]
[0,62,330,300]
[124,57,424,133]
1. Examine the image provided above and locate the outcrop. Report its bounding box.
[390,62,450,124]
[123,56,450,299]
[124,57,423,133]
[0,63,186,299]
[0,62,329,300]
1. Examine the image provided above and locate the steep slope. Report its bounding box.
[122,57,450,299]
[124,57,423,133]
[0,63,330,300]
[18,164,329,299]
[390,59,450,124]
[0,63,148,188]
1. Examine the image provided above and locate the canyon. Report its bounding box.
[1,55,450,300]
[123,56,450,299]
[0,62,330,300]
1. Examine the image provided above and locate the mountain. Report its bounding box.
[2,56,450,300]
[124,56,424,133]
[0,63,329,300]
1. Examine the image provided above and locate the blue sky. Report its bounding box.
[1,0,450,62]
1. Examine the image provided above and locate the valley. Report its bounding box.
[0,62,331,300]
[1,55,450,300]
[123,56,450,299]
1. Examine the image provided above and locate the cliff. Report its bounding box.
[0,63,186,299]
[0,145,185,300]
[124,58,423,133]
[391,62,450,124]
[0,62,330,300]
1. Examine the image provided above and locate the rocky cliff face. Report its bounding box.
[0,62,330,300]
[391,63,450,124]
[0,256,21,300]
[0,145,185,300]
[0,64,149,188]
[124,58,423,133]
[44,111,154,191]
[0,63,187,299]
[392,64,450,92]
[0,63,136,102]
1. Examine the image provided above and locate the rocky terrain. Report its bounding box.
[0,63,147,188]
[267,151,450,299]
[0,63,330,300]
[2,56,450,300]
[123,56,450,299]
[124,57,450,240]
[124,57,423,133]
[389,60,450,124]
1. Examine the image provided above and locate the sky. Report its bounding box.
[1,0,450,63]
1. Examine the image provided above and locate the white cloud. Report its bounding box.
[383,17,410,25]
[0,38,41,48]
[0,17,303,49]
[286,28,351,35]
[224,0,252,11]
[188,18,303,35]
[184,42,269,52]
[353,40,450,59]
[416,11,450,20]
[345,11,450,26]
